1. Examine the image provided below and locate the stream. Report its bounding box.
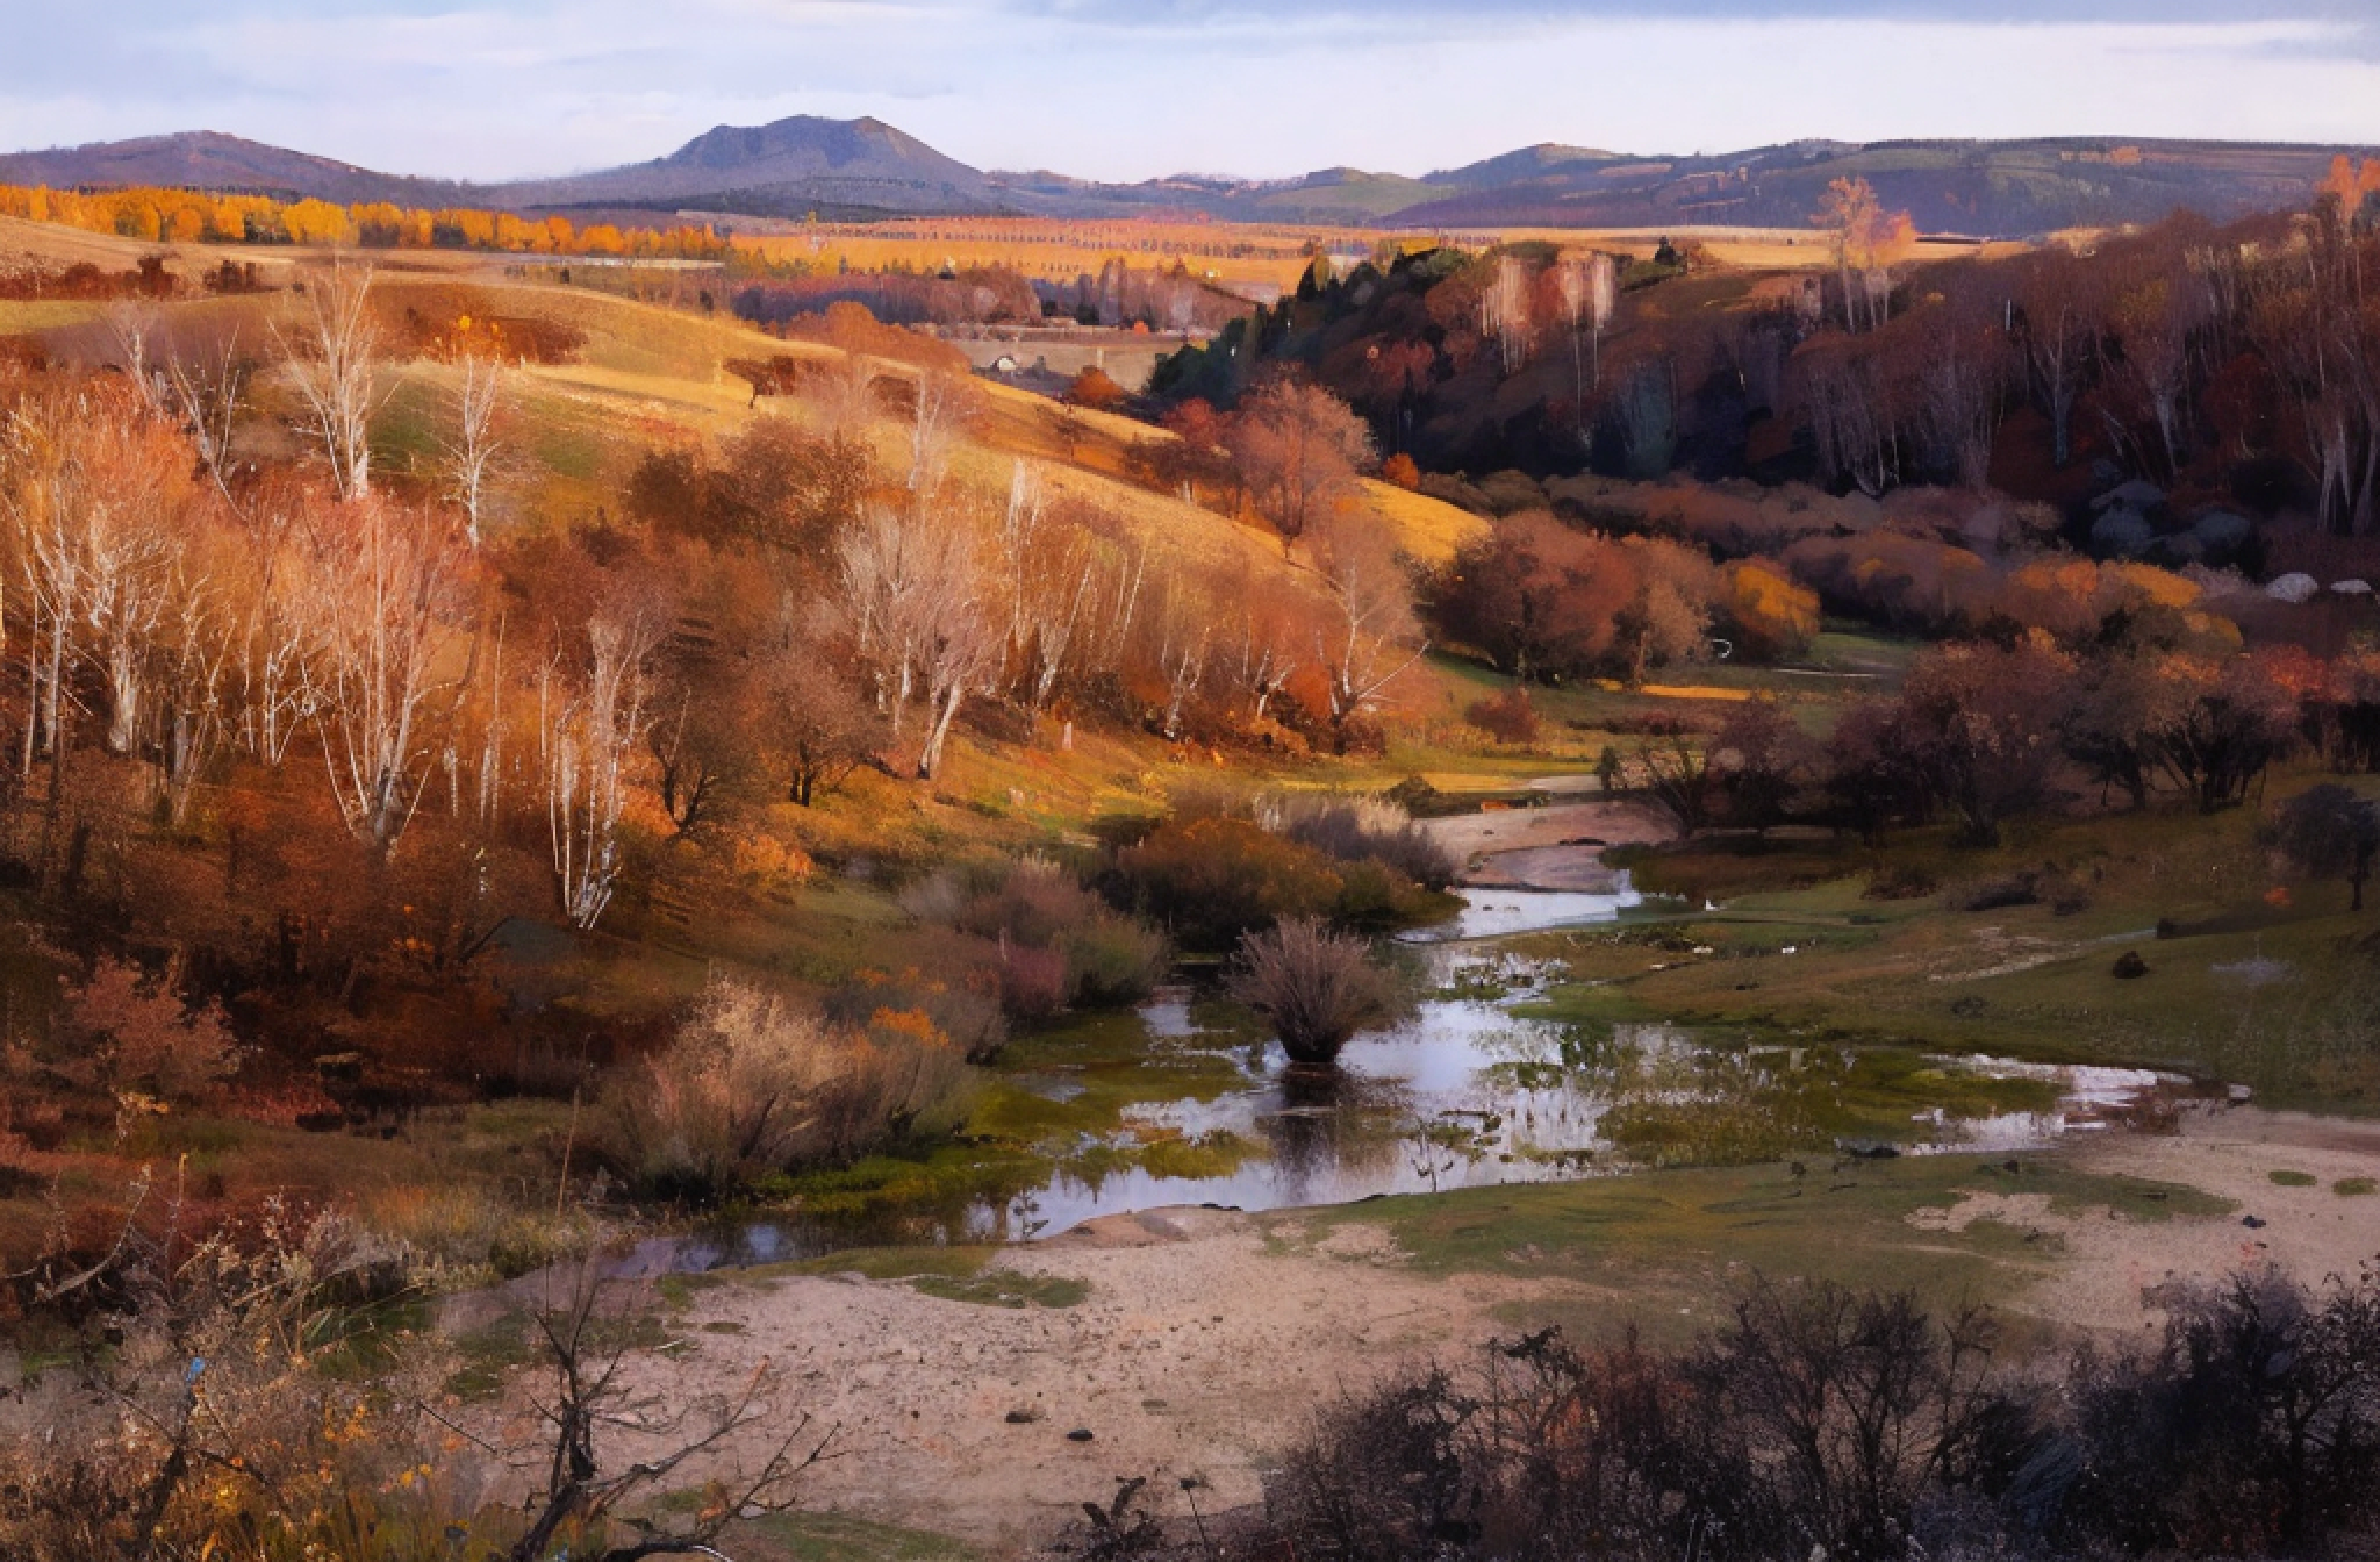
[614,884,2195,1277]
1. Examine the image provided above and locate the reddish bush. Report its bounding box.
[1464,686,1542,745]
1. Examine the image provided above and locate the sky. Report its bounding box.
[4,0,2378,184]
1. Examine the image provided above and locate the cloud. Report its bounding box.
[2,1,2375,184]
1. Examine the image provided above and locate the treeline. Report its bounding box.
[0,181,730,259]
[729,255,1246,334]
[1152,162,2380,541]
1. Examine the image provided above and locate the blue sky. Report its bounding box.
[5,1,2377,183]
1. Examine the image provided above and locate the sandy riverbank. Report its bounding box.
[539,1105,2375,1552]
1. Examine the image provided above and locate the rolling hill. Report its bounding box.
[0,128,471,208]
[4,118,2371,235]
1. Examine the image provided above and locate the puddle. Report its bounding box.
[1403,880,1643,942]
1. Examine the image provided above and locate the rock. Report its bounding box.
[2331,578,2373,596]
[2266,572,2321,604]
[1837,1138,1901,1160]
[1066,1427,1096,1442]
[2112,951,2150,979]
[2093,478,2166,513]
[2191,510,2253,553]
[2090,510,2154,557]
[1005,1406,1045,1424]
[2242,1215,2267,1230]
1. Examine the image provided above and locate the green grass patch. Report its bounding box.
[2336,1178,2377,1197]
[444,1309,537,1400]
[1281,1153,2230,1344]
[2270,1169,2320,1188]
[735,1510,982,1562]
[909,1270,1088,1309]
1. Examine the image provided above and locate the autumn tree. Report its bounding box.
[1227,377,1374,547]
[1888,639,2076,846]
[1816,178,1916,334]
[2150,653,2299,812]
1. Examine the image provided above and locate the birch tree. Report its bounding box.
[1309,517,1428,751]
[298,499,470,851]
[277,262,383,502]
[542,608,659,929]
[444,354,504,547]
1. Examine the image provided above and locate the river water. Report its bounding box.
[614,885,2191,1276]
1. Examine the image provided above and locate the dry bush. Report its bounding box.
[1227,918,1394,1066]
[1112,816,1345,951]
[597,976,968,1200]
[42,956,239,1105]
[1259,794,1460,893]
[1464,686,1543,746]
[927,856,1171,1015]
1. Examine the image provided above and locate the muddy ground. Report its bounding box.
[521,1106,2378,1554]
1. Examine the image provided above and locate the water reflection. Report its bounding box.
[629,944,2196,1276]
[1404,881,1644,943]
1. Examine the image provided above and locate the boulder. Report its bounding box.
[2266,572,2321,604]
[2090,510,2154,557]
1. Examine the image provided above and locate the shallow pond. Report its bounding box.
[618,926,2195,1275]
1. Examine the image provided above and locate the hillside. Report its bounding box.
[0,128,472,207]
[7,119,2368,236]
[492,114,1010,220]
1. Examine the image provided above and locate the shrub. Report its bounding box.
[597,976,968,1201]
[1464,686,1542,746]
[46,957,240,1104]
[1863,864,1937,901]
[2061,1267,2380,1555]
[1063,916,1170,1008]
[1112,816,1344,951]
[1259,794,1460,893]
[939,855,1170,1013]
[1227,918,1394,1065]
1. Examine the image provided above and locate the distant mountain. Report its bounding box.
[3,120,2370,237]
[490,115,1006,220]
[1386,138,2369,235]
[0,129,470,207]
[1426,143,1619,188]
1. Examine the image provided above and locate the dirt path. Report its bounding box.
[546,1106,2375,1552]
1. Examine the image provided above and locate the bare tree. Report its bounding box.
[542,607,659,930]
[906,370,976,497]
[298,499,471,851]
[445,354,505,547]
[837,500,997,776]
[275,261,383,502]
[1481,253,1537,376]
[1150,576,1213,740]
[507,1265,833,1562]
[1225,573,1306,726]
[1309,516,1428,750]
[0,387,196,776]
